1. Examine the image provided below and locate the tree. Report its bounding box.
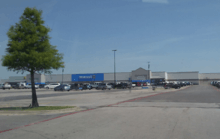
[1,7,64,107]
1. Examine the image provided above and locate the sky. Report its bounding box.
[0,0,220,79]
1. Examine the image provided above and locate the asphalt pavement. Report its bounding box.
[1,84,220,139]
[0,88,135,101]
[133,84,220,103]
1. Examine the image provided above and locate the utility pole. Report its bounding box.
[112,50,117,85]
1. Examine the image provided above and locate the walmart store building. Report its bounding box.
[1,67,209,85]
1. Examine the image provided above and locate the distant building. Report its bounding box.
[1,67,220,85]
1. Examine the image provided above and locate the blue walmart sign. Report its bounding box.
[72,73,104,82]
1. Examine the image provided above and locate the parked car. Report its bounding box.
[81,84,92,90]
[39,84,46,89]
[164,83,173,89]
[180,82,186,87]
[8,82,19,89]
[69,83,80,90]
[26,84,39,89]
[13,82,26,89]
[44,83,60,89]
[96,83,107,90]
[90,82,101,89]
[132,83,136,88]
[19,82,26,89]
[96,83,112,90]
[115,83,130,89]
[106,83,113,90]
[0,84,3,89]
[0,83,11,90]
[172,83,181,89]
[108,83,116,88]
[54,85,70,91]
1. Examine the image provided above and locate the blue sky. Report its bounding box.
[0,0,220,79]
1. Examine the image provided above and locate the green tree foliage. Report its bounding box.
[1,7,64,107]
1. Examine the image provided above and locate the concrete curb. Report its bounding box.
[0,107,82,115]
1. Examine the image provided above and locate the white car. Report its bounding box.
[0,83,11,90]
[26,84,39,89]
[44,83,60,89]
[132,84,136,88]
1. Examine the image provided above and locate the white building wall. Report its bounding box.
[104,72,131,81]
[26,74,42,83]
[8,76,26,82]
[45,74,72,83]
[199,73,220,80]
[167,72,199,80]
[151,72,166,79]
[0,79,9,83]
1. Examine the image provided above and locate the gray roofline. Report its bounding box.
[199,73,220,74]
[152,71,166,73]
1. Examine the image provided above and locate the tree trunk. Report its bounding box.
[31,70,39,107]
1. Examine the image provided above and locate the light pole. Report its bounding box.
[62,68,64,85]
[148,61,150,83]
[112,50,117,85]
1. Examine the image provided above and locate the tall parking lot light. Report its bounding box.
[62,68,64,85]
[112,50,117,84]
[148,61,150,82]
[61,62,65,85]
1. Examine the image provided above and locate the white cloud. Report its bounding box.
[142,0,169,4]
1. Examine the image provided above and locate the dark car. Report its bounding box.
[164,83,173,89]
[69,83,84,91]
[82,84,91,90]
[108,83,116,88]
[39,84,46,89]
[115,83,130,89]
[9,82,19,89]
[172,84,181,89]
[216,83,220,88]
[54,85,70,91]
[96,83,107,90]
[185,82,190,85]
[180,82,186,87]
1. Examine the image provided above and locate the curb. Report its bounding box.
[0,107,82,116]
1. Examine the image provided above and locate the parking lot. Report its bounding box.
[0,86,178,109]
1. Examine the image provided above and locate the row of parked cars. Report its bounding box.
[45,82,134,91]
[0,81,134,91]
[0,82,48,90]
[210,81,220,88]
[161,81,193,89]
